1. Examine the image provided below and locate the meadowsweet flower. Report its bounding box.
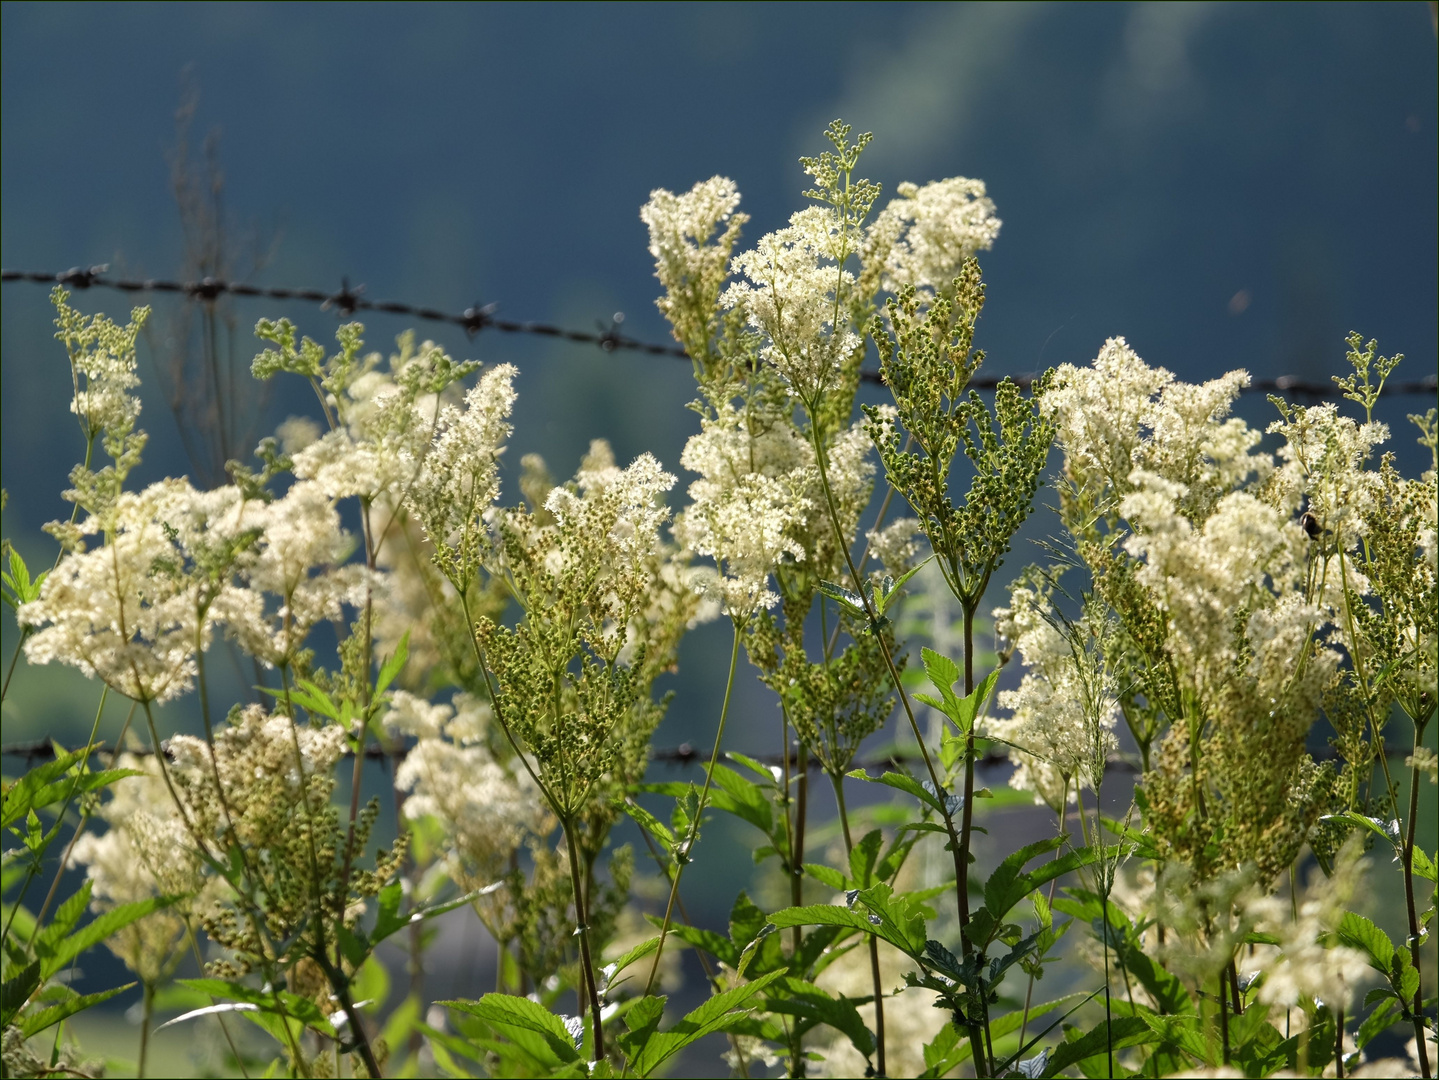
[223,479,365,668]
[868,177,1001,297]
[163,704,405,975]
[641,176,748,360]
[71,754,212,982]
[724,206,860,400]
[991,579,1119,809]
[387,691,551,888]
[1042,338,1267,524]
[408,363,518,586]
[168,705,349,840]
[675,404,813,618]
[19,479,243,702]
[1250,838,1371,1013]
[52,286,150,442]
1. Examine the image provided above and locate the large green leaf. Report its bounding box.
[707,764,772,835]
[1335,911,1394,971]
[442,993,580,1067]
[630,968,786,1076]
[1,960,41,1028]
[3,751,139,830]
[37,894,173,981]
[19,984,133,1038]
[764,978,874,1057]
[180,977,337,1038]
[1044,1015,1155,1077]
[983,835,1067,920]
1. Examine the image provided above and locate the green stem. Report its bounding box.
[137,981,155,1080]
[1018,796,1067,1048]
[645,619,743,996]
[561,815,606,1062]
[1335,1007,1345,1079]
[1404,718,1432,1078]
[831,774,885,1077]
[1,626,30,703]
[779,711,802,958]
[804,415,985,1075]
[1218,969,1229,1066]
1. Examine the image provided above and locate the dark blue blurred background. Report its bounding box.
[1,3,1435,1063]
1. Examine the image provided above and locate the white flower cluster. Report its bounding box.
[169,704,349,807]
[386,690,551,886]
[870,177,1001,296]
[408,363,518,584]
[51,287,150,442]
[1041,336,1266,515]
[724,206,860,400]
[1248,838,1371,1013]
[225,480,367,667]
[674,404,814,617]
[640,176,748,354]
[21,471,365,693]
[71,753,212,982]
[291,336,470,503]
[1120,477,1331,707]
[991,580,1118,809]
[20,480,246,702]
[1267,400,1388,538]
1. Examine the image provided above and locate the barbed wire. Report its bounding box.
[4,265,1435,398]
[0,737,1394,775]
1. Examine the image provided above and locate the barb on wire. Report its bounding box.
[4,266,1435,398]
[2,737,1394,774]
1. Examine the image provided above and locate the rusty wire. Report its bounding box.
[4,265,1436,398]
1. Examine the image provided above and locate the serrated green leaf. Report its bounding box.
[180,977,337,1037]
[708,764,771,835]
[1335,911,1395,971]
[38,894,173,981]
[818,580,865,613]
[849,830,882,887]
[601,936,660,996]
[631,968,785,1075]
[645,916,738,966]
[1355,994,1402,1049]
[1048,1015,1156,1075]
[441,993,580,1065]
[375,631,410,698]
[983,835,1067,921]
[19,984,132,1037]
[3,749,85,829]
[726,751,780,785]
[1412,846,1437,884]
[1,960,41,1028]
[921,648,960,701]
[765,978,874,1058]
[804,863,849,891]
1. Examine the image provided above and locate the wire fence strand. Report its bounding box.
[5,266,1436,398]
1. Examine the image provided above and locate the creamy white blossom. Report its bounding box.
[19,479,254,702]
[71,754,212,982]
[407,363,518,584]
[224,479,366,667]
[1249,839,1372,1013]
[870,177,1001,295]
[641,176,748,356]
[386,691,551,886]
[675,405,813,618]
[724,206,860,399]
[991,580,1118,808]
